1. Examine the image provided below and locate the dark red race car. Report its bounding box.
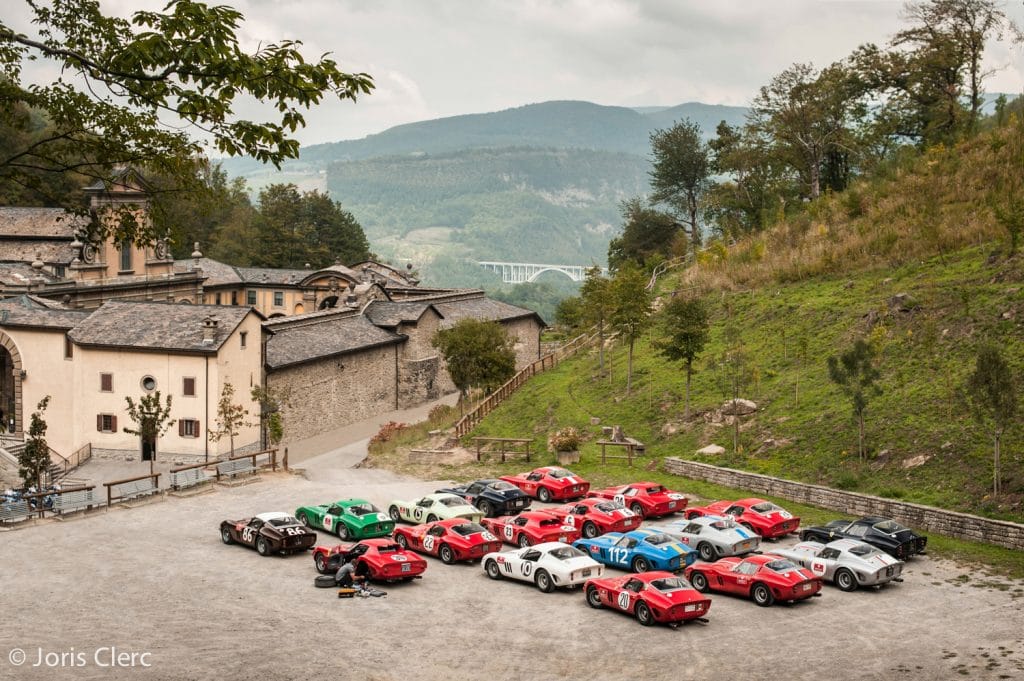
[482,511,582,548]
[587,482,688,518]
[392,519,503,564]
[219,512,317,556]
[584,571,711,627]
[499,467,590,503]
[542,498,641,538]
[686,498,799,539]
[312,538,427,582]
[684,554,822,607]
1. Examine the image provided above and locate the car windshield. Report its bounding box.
[489,481,516,492]
[645,486,665,495]
[375,544,402,554]
[872,520,908,533]
[450,522,487,536]
[547,545,585,560]
[848,544,882,557]
[547,469,572,479]
[650,577,691,592]
[643,533,673,545]
[538,517,561,527]
[347,503,380,516]
[709,518,738,530]
[595,501,625,513]
[751,502,783,514]
[438,497,466,507]
[267,517,300,527]
[765,559,800,572]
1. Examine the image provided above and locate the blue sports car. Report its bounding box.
[572,529,697,573]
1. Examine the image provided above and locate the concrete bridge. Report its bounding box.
[477,261,607,284]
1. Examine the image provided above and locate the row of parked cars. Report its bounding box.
[219,465,928,627]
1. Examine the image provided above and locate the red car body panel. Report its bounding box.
[587,481,688,518]
[684,554,822,603]
[541,499,641,536]
[687,498,799,539]
[392,519,502,562]
[312,538,427,581]
[585,571,711,624]
[482,511,581,547]
[499,467,590,501]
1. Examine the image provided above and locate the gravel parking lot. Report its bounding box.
[2,458,1023,681]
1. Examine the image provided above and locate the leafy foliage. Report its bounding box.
[648,118,711,247]
[607,198,682,270]
[250,384,292,448]
[18,396,51,488]
[432,319,517,404]
[827,338,882,460]
[548,426,582,452]
[208,381,250,456]
[965,344,1018,495]
[654,295,710,420]
[123,391,175,440]
[608,262,652,394]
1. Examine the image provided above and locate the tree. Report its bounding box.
[123,391,175,474]
[654,295,710,421]
[608,262,652,394]
[432,319,517,412]
[827,338,882,460]
[715,325,754,455]
[251,384,293,449]
[579,266,613,371]
[0,0,373,244]
[965,344,1018,495]
[607,198,681,269]
[208,381,250,458]
[554,295,584,330]
[18,396,51,489]
[648,119,711,249]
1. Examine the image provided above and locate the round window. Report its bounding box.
[141,376,157,392]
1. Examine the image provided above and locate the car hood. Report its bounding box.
[347,512,393,526]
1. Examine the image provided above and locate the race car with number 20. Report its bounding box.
[482,511,581,548]
[685,554,822,606]
[542,498,640,539]
[587,482,688,518]
[573,529,697,573]
[392,519,503,563]
[499,467,590,502]
[483,542,604,592]
[386,493,484,525]
[686,498,799,539]
[584,571,711,627]
[220,512,317,556]
[312,538,427,582]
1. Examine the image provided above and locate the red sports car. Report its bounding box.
[542,498,641,538]
[482,511,581,548]
[312,538,427,582]
[392,519,503,564]
[684,554,822,606]
[584,571,711,627]
[587,482,688,518]
[686,498,799,539]
[499,467,590,502]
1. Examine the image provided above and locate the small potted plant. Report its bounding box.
[549,426,582,465]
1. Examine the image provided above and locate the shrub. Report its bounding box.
[370,421,407,446]
[427,404,457,426]
[548,426,582,452]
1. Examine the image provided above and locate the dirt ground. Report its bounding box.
[2,447,1024,681]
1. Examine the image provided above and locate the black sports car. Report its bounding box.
[435,479,531,517]
[800,516,927,559]
[220,512,317,556]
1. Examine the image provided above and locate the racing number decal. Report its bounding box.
[608,547,629,564]
[323,516,332,529]
[613,494,625,505]
[414,508,423,521]
[811,561,826,575]
[241,527,255,543]
[482,532,497,542]
[617,592,630,610]
[423,535,435,552]
[521,562,533,577]
[503,525,515,540]
[284,527,305,536]
[564,515,575,527]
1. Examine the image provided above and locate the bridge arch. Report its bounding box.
[525,267,578,283]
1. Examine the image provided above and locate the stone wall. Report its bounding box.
[399,356,442,408]
[504,317,542,369]
[663,457,1024,551]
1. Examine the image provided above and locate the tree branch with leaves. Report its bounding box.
[123,391,175,474]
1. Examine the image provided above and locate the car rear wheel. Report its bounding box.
[538,487,552,503]
[256,536,270,557]
[337,524,350,540]
[582,521,599,539]
[314,575,336,588]
[630,502,644,516]
[535,569,554,593]
[485,560,502,580]
[518,534,532,548]
[388,506,401,522]
[632,556,650,573]
[314,553,327,573]
[835,568,858,592]
[690,571,709,593]
[297,513,310,527]
[635,602,654,627]
[220,527,233,544]
[800,530,813,542]
[426,514,438,523]
[741,522,756,534]
[697,542,716,562]
[394,534,408,549]
[686,510,700,520]
[751,583,774,607]
[477,500,494,517]
[439,544,455,565]
[585,586,602,608]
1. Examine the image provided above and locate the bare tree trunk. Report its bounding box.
[626,338,635,394]
[994,432,1001,496]
[858,413,865,460]
[684,361,692,421]
[597,321,605,371]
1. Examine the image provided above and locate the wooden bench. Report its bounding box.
[0,498,32,523]
[596,440,642,467]
[169,463,211,490]
[105,474,160,505]
[52,486,97,514]
[471,437,532,463]
[216,457,255,480]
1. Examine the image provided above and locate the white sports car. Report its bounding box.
[769,538,904,591]
[663,514,761,561]
[483,542,605,592]
[387,493,484,524]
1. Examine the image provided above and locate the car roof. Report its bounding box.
[828,538,873,551]
[255,511,293,522]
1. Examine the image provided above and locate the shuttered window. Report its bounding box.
[178,419,200,438]
[183,377,196,397]
[100,373,113,392]
[96,414,117,433]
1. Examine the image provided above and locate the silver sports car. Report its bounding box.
[662,514,761,561]
[769,538,904,591]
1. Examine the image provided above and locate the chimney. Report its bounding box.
[201,316,218,344]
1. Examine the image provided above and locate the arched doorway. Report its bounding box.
[318,295,338,310]
[0,331,24,436]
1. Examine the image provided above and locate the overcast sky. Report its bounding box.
[20,1,1024,146]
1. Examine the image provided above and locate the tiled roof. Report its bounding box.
[0,294,90,329]
[363,301,441,328]
[432,296,544,327]
[68,300,253,352]
[174,258,243,287]
[0,207,87,239]
[0,240,78,264]
[0,263,61,287]
[265,312,403,370]
[236,266,310,286]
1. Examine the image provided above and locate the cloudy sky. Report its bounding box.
[18,1,1024,146]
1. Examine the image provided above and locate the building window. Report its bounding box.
[54,265,66,278]
[119,243,132,272]
[273,291,284,307]
[141,375,157,392]
[231,291,238,306]
[183,377,196,397]
[97,414,117,433]
[214,292,222,305]
[247,290,257,306]
[178,418,200,438]
[64,333,73,360]
[240,331,248,349]
[100,373,113,392]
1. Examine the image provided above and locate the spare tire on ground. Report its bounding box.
[314,575,336,588]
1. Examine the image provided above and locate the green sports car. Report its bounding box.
[387,493,484,524]
[294,499,395,540]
